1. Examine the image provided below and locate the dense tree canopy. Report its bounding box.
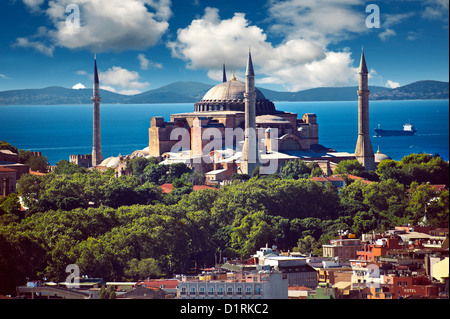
[0,153,448,295]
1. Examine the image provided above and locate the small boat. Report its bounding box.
[374,123,417,137]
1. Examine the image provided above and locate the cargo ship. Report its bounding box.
[374,123,417,137]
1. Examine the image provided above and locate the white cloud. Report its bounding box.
[422,0,449,20]
[386,80,401,89]
[76,70,88,76]
[72,83,86,89]
[267,0,367,46]
[100,86,117,93]
[99,66,150,93]
[378,28,396,41]
[12,32,55,57]
[138,54,150,70]
[17,0,172,54]
[21,0,44,10]
[168,7,362,91]
[119,89,142,96]
[138,54,163,70]
[382,12,415,28]
[0,73,11,80]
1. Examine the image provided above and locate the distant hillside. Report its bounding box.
[259,86,388,101]
[0,86,128,105]
[127,81,212,103]
[0,80,448,105]
[371,80,449,100]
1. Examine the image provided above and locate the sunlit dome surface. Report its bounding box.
[202,80,266,101]
[194,78,276,115]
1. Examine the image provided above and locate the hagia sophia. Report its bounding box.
[69,49,391,183]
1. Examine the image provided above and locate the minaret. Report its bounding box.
[355,48,375,171]
[241,49,259,175]
[91,55,103,167]
[223,60,227,83]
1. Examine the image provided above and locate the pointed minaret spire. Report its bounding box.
[246,48,255,76]
[222,60,227,82]
[94,54,99,84]
[360,47,368,74]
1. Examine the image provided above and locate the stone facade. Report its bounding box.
[0,167,17,196]
[69,154,93,168]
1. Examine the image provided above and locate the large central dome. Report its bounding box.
[194,78,276,115]
[202,80,266,100]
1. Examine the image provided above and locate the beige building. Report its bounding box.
[322,236,363,262]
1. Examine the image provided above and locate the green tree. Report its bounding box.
[377,154,449,186]
[294,235,320,255]
[142,163,169,184]
[279,159,311,179]
[407,183,449,228]
[334,159,366,176]
[0,194,21,215]
[0,141,18,153]
[230,211,275,258]
[53,159,87,175]
[126,157,158,177]
[125,258,162,280]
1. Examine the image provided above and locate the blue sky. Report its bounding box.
[0,0,448,94]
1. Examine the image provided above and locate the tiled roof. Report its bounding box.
[137,279,179,289]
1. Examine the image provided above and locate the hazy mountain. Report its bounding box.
[126,81,212,103]
[0,80,448,105]
[0,86,128,105]
[370,80,449,100]
[259,86,389,101]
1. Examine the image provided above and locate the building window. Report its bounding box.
[236,287,242,295]
[218,287,224,295]
[246,287,252,295]
[208,287,214,295]
[199,287,205,295]
[227,287,233,295]
[190,287,196,295]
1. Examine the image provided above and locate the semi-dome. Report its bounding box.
[194,77,276,115]
[256,114,290,125]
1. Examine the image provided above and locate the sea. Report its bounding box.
[0,100,448,166]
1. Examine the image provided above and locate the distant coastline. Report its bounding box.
[0,80,448,106]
